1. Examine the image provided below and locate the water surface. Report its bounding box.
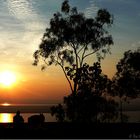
[0,113,56,123]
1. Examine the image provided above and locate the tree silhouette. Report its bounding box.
[33,0,114,94]
[111,48,140,122]
[99,99,118,123]
[51,104,65,122]
[51,62,118,122]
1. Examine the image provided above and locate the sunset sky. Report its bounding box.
[0,0,140,104]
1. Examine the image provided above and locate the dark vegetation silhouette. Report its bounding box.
[110,48,140,122]
[13,110,24,128]
[51,104,65,122]
[33,0,113,95]
[33,0,118,123]
[51,48,140,123]
[33,0,140,123]
[28,113,45,128]
[51,63,118,122]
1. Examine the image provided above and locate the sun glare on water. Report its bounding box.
[0,71,16,87]
[0,113,13,123]
[1,103,11,106]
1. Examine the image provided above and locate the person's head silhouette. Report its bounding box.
[16,110,20,115]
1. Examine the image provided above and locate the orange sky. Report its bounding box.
[0,0,140,104]
[0,63,71,104]
[0,53,117,104]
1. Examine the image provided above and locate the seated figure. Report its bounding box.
[13,110,24,128]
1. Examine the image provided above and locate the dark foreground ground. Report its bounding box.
[0,122,140,139]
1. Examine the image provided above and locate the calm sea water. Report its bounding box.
[0,111,140,123]
[0,105,57,123]
[125,111,140,123]
[0,104,140,123]
[0,113,56,123]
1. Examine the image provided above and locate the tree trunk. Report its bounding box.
[120,99,123,123]
[73,82,77,95]
[73,69,78,95]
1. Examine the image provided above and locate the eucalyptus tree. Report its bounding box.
[33,0,114,94]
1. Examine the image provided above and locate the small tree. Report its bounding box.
[33,0,113,94]
[112,48,140,122]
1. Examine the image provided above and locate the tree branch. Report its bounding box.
[55,56,74,93]
[83,48,100,60]
[70,43,79,94]
[43,59,49,65]
[80,45,87,67]
[59,63,74,93]
[77,46,85,54]
[77,55,81,66]
[71,43,79,68]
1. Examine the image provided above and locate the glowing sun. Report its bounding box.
[0,71,16,87]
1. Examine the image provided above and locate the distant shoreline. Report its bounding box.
[0,105,140,113]
[0,105,52,113]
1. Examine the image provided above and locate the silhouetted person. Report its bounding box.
[13,110,24,128]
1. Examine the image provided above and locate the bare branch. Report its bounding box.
[60,64,74,93]
[43,59,49,65]
[71,43,79,68]
[83,48,100,59]
[55,59,74,93]
[77,46,85,54]
[77,55,81,66]
[80,45,87,67]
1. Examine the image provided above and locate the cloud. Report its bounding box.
[85,0,99,18]
[7,0,37,20]
[0,0,48,63]
[131,41,140,48]
[0,31,42,60]
[25,22,46,32]
[98,0,135,3]
[0,0,58,66]
[6,0,47,31]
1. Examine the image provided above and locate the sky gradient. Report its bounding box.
[0,0,140,104]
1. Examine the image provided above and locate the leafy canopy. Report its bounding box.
[112,48,140,99]
[33,0,113,93]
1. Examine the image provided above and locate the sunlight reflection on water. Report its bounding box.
[0,113,14,123]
